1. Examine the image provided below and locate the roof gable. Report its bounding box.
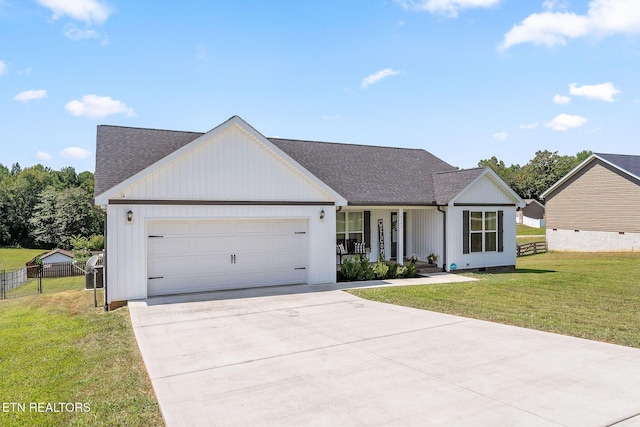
[442,168,524,206]
[95,117,345,205]
[542,153,640,199]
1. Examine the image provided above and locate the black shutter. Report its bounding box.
[498,210,504,252]
[463,210,470,254]
[364,211,371,250]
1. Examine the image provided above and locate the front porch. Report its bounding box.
[335,206,445,268]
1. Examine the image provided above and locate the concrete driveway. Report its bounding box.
[129,278,640,426]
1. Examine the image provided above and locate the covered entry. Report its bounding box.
[147,219,308,296]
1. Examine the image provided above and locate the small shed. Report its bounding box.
[26,248,74,266]
[516,199,545,228]
[26,249,79,278]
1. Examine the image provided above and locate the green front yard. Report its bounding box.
[350,252,640,348]
[0,269,162,426]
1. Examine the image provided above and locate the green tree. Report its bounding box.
[2,165,54,246]
[29,187,103,249]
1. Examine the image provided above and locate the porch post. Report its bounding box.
[398,208,404,263]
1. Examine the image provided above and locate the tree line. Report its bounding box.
[478,150,592,201]
[0,163,103,252]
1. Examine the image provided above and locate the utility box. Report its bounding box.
[85,265,103,289]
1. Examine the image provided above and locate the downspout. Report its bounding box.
[436,205,447,272]
[103,209,108,311]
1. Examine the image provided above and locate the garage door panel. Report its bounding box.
[148,219,308,297]
[193,221,234,235]
[148,255,192,276]
[269,235,306,251]
[148,238,190,256]
[149,222,191,235]
[192,236,234,253]
[234,236,271,252]
[148,276,193,295]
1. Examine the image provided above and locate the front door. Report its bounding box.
[390,212,407,260]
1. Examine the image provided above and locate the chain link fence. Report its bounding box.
[1,265,42,299]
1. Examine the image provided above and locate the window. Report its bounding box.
[336,211,364,252]
[463,210,503,254]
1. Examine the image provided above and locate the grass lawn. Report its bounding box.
[0,247,48,270]
[349,252,640,349]
[516,224,545,235]
[0,273,162,426]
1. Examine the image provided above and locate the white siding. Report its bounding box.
[447,206,518,271]
[411,209,444,267]
[454,174,515,205]
[119,125,333,202]
[106,204,335,303]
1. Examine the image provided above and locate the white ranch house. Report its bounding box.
[94,116,524,309]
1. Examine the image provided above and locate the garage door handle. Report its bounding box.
[294,267,306,270]
[148,276,164,280]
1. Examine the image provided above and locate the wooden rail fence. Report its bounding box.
[517,241,547,257]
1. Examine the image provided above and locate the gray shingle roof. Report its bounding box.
[94,123,491,205]
[269,138,455,205]
[95,125,203,197]
[432,168,485,204]
[596,153,640,178]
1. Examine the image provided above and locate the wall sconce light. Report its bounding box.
[127,210,133,223]
[319,209,325,220]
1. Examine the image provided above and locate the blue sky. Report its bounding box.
[1,0,639,172]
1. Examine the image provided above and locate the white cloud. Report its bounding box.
[13,89,47,102]
[500,0,640,50]
[0,60,6,75]
[37,0,111,25]
[36,151,52,161]
[64,25,109,44]
[569,82,620,102]
[545,113,588,131]
[520,122,539,130]
[553,94,571,104]
[60,147,91,159]
[542,0,569,11]
[361,68,401,89]
[492,132,508,141]
[393,0,500,18]
[65,94,134,118]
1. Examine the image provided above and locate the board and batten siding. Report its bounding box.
[118,125,334,203]
[545,160,640,233]
[446,173,519,270]
[410,208,444,266]
[105,204,336,303]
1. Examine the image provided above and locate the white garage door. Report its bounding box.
[147,219,308,297]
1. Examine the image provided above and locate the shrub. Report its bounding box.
[373,259,389,279]
[341,255,374,281]
[89,234,104,251]
[396,264,408,278]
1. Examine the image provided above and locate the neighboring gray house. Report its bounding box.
[516,199,545,228]
[541,153,640,251]
[94,116,524,309]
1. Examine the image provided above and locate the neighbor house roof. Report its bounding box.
[541,153,640,199]
[596,153,640,179]
[26,248,74,265]
[94,118,508,206]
